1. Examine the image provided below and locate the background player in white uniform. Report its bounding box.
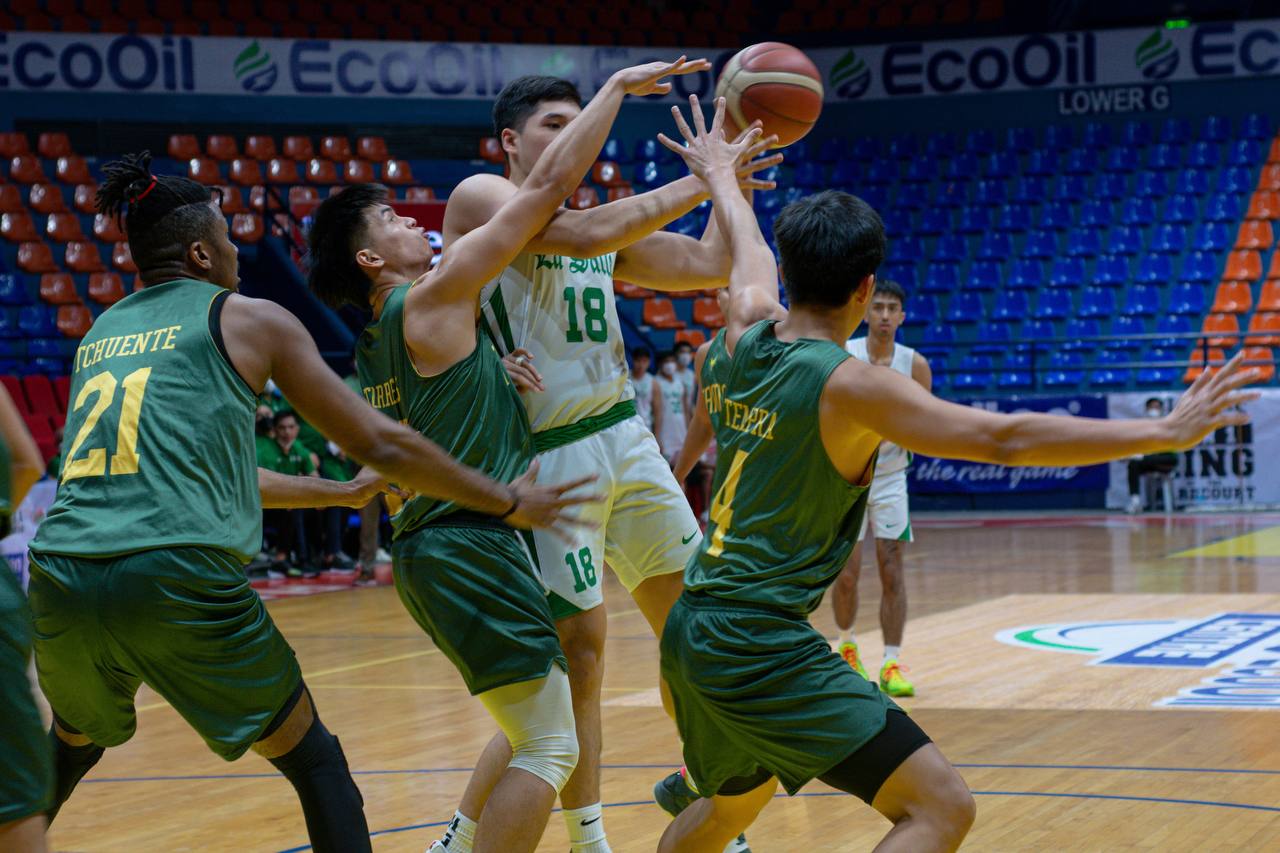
[673,340,698,410]
[439,74,779,853]
[655,350,691,466]
[629,347,657,430]
[831,279,931,698]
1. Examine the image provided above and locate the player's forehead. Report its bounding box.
[530,100,581,123]
[871,294,903,309]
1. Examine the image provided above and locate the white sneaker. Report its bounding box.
[1127,495,1142,515]
[374,547,392,563]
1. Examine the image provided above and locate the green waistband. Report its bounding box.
[533,399,636,453]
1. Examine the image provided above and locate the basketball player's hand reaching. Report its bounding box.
[734,122,784,191]
[659,95,767,182]
[1164,351,1260,449]
[610,56,712,96]
[343,466,409,507]
[504,459,601,533]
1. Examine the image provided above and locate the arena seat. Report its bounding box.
[306,158,339,184]
[1167,283,1206,317]
[63,240,104,273]
[0,133,29,158]
[356,137,389,163]
[45,212,84,243]
[1247,190,1280,220]
[8,155,48,184]
[267,159,301,185]
[1211,281,1253,314]
[0,185,23,214]
[1225,250,1263,282]
[402,187,436,202]
[479,137,505,164]
[232,213,264,244]
[188,157,223,186]
[28,183,67,214]
[569,186,599,210]
[383,160,415,185]
[1259,164,1280,192]
[245,135,277,161]
[1,212,40,242]
[1183,346,1226,383]
[344,160,375,183]
[88,272,126,305]
[39,273,79,306]
[643,298,683,329]
[168,134,201,161]
[283,136,314,161]
[206,135,239,161]
[675,329,706,348]
[693,297,724,328]
[91,212,125,242]
[18,241,58,273]
[56,304,92,338]
[1202,313,1240,347]
[1242,346,1276,382]
[217,186,246,214]
[112,241,137,273]
[613,280,651,299]
[230,157,264,187]
[320,137,352,161]
[56,156,93,185]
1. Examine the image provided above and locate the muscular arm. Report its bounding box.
[259,466,389,509]
[911,351,932,393]
[673,343,714,481]
[0,386,43,507]
[703,168,785,352]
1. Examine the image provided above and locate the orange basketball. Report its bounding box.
[716,42,824,148]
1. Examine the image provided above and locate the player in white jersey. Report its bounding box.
[654,350,691,466]
[831,279,931,698]
[437,75,779,853]
[629,346,657,430]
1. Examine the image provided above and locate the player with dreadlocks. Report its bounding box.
[25,152,593,852]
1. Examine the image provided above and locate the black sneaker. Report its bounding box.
[326,552,356,571]
[653,771,751,852]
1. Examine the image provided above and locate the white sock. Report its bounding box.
[884,645,901,663]
[432,810,476,852]
[565,803,610,853]
[837,628,854,646]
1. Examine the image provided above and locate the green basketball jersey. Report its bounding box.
[686,320,870,616]
[30,279,260,562]
[355,283,533,537]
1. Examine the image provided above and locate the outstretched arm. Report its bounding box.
[0,386,43,507]
[259,466,398,509]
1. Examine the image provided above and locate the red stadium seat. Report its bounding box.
[217,185,246,214]
[693,296,725,328]
[245,135,277,161]
[133,275,145,293]
[383,159,415,185]
[676,328,707,348]
[1225,250,1263,282]
[1,212,39,242]
[1247,190,1280,220]
[1247,311,1280,346]
[404,186,436,202]
[56,155,93,185]
[188,157,223,186]
[287,186,318,208]
[344,159,375,183]
[569,186,600,210]
[607,185,635,202]
[37,132,73,159]
[22,374,58,415]
[0,133,29,158]
[18,241,59,273]
[1210,281,1252,314]
[248,186,267,211]
[1261,281,1280,312]
[113,241,137,273]
[1260,164,1280,192]
[65,240,106,272]
[45,212,85,243]
[356,136,389,163]
[1270,137,1280,164]
[230,157,263,187]
[0,185,22,213]
[8,155,48,184]
[231,213,264,244]
[306,158,339,184]
[1183,346,1226,383]
[206,134,239,161]
[283,136,314,160]
[643,297,684,329]
[591,161,625,187]
[28,183,67,214]
[168,134,201,161]
[39,273,81,305]
[1,375,29,414]
[93,212,126,242]
[88,272,126,305]
[73,183,98,214]
[479,137,505,164]
[261,0,289,22]
[320,137,352,161]
[56,305,93,338]
[1201,313,1240,347]
[267,159,301,184]
[1242,346,1276,382]
[53,375,70,411]
[207,18,238,36]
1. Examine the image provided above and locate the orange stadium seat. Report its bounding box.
[167,134,201,160]
[288,186,318,208]
[232,213,264,243]
[320,137,352,161]
[206,134,239,161]
[1225,250,1263,281]
[56,304,93,338]
[230,157,263,187]
[306,158,339,184]
[592,161,625,187]
[676,328,707,347]
[613,280,652,299]
[1260,164,1280,192]
[56,155,92,185]
[1,212,39,242]
[0,133,29,158]
[1247,190,1280,220]
[403,186,436,202]
[39,273,80,305]
[569,186,600,210]
[8,155,48,184]
[73,183,98,214]
[18,241,58,273]
[344,159,375,183]
[1201,312,1240,347]
[1270,137,1280,163]
[88,272,126,305]
[245,135,277,161]
[1183,346,1226,383]
[28,183,66,214]
[45,212,85,243]
[693,296,725,328]
[1247,311,1280,346]
[283,136,314,160]
[267,159,301,184]
[1210,281,1252,314]
[607,185,635,202]
[1238,219,1277,249]
[217,185,246,214]
[0,185,22,213]
[479,137,504,164]
[188,157,223,186]
[113,241,137,273]
[93,212,126,242]
[1261,281,1280,312]
[643,297,684,329]
[383,159,414,185]
[37,132,72,159]
[65,240,105,272]
[1241,346,1276,382]
[357,136,389,162]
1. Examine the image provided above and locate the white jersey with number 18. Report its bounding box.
[846,336,917,476]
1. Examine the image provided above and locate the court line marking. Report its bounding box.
[83,761,1280,784]
[307,683,643,692]
[275,790,1280,852]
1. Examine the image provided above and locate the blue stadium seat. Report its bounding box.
[0,274,29,306]
[1018,319,1056,350]
[945,291,984,323]
[1136,254,1174,284]
[1043,124,1073,150]
[957,205,991,234]
[1077,288,1115,319]
[972,321,1012,354]
[817,137,848,163]
[1035,290,1071,320]
[881,263,918,290]
[996,204,1032,233]
[1181,251,1218,283]
[1154,315,1194,349]
[633,139,663,163]
[1006,127,1036,152]
[1146,143,1181,171]
[1192,222,1230,252]
[1186,141,1219,169]
[1012,176,1046,204]
[903,294,938,326]
[905,156,936,184]
[1121,119,1152,148]
[1006,259,1044,290]
[1137,348,1181,385]
[969,260,1001,290]
[1109,225,1145,255]
[997,353,1034,390]
[860,186,890,210]
[966,129,996,155]
[1044,351,1084,387]
[1082,121,1111,148]
[984,151,1018,179]
[1216,166,1253,195]
[866,159,900,186]
[1094,254,1130,286]
[1161,194,1198,225]
[1090,349,1131,387]
[1052,174,1086,202]
[632,160,660,189]
[755,191,783,215]
[951,356,993,392]
[782,186,807,206]
[1025,149,1057,176]
[1078,199,1113,229]
[882,208,913,238]
[1149,224,1185,254]
[1065,228,1101,258]
[1204,195,1241,222]
[1240,112,1271,141]
[1093,172,1128,201]
[1063,318,1101,351]
[992,291,1030,321]
[1064,147,1097,175]
[1228,139,1260,167]
[1119,199,1155,228]
[923,262,960,293]
[1175,169,1209,195]
[1104,146,1138,174]
[922,322,955,349]
[1023,229,1058,260]
[1134,172,1168,198]
[1122,284,1160,317]
[851,137,880,159]
[976,230,1012,260]
[917,207,951,235]
[1048,258,1084,289]
[1198,115,1230,143]
[1167,283,1206,316]
[0,310,17,338]
[788,141,812,164]
[924,132,956,157]
[602,138,626,163]
[1038,201,1074,231]
[27,338,62,359]
[17,306,55,337]
[794,162,824,188]
[1109,315,1146,348]
[933,233,968,262]
[945,153,978,181]
[887,134,918,160]
[973,180,1007,207]
[829,160,858,187]
[30,358,65,375]
[1158,118,1191,145]
[933,180,968,208]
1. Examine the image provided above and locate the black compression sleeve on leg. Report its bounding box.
[46,722,105,825]
[267,715,371,853]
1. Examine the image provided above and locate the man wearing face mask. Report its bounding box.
[655,351,691,468]
[631,347,657,431]
[674,341,698,413]
[1127,397,1179,514]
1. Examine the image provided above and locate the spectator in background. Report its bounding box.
[1127,397,1179,513]
[654,350,690,467]
[673,340,697,412]
[257,410,319,577]
[315,442,358,573]
[630,347,656,430]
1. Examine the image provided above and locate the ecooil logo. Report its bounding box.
[830,49,871,99]
[1135,29,1179,79]
[235,40,278,93]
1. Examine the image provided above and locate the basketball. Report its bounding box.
[716,42,824,147]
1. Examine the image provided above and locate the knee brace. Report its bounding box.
[479,667,579,793]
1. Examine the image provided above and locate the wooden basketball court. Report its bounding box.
[41,512,1280,851]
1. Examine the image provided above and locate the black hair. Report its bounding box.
[657,350,676,362]
[873,278,907,307]
[631,347,651,359]
[773,190,887,309]
[1144,397,1164,410]
[96,151,222,274]
[493,76,582,138]
[675,340,694,353]
[273,410,298,428]
[306,183,390,309]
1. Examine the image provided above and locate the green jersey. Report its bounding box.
[258,440,315,477]
[687,320,870,616]
[355,283,533,537]
[31,279,260,562]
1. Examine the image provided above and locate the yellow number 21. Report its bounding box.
[706,449,750,558]
[62,367,152,482]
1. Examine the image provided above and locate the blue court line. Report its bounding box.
[274,791,1280,853]
[81,761,1280,785]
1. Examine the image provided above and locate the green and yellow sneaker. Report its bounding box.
[838,642,870,681]
[880,659,915,697]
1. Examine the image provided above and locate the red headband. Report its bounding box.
[132,176,158,203]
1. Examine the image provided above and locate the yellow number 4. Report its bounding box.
[706,449,749,558]
[62,367,152,482]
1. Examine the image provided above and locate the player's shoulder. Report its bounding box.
[450,171,517,200]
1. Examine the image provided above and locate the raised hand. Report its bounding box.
[504,459,601,533]
[733,122,784,191]
[611,56,711,97]
[658,94,764,180]
[1165,351,1260,449]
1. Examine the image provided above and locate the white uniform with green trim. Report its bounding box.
[481,251,698,618]
[846,337,915,543]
